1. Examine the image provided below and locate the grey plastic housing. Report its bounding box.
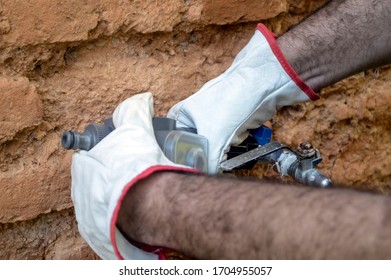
[161,130,208,171]
[152,118,208,172]
[61,117,208,172]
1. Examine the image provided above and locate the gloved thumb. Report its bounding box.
[113,92,155,130]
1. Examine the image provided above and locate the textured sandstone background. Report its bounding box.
[0,0,390,259]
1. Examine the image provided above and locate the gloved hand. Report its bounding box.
[168,24,319,174]
[71,92,197,260]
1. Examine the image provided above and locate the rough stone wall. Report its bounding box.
[0,0,389,259]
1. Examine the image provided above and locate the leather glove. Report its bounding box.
[168,24,319,174]
[71,92,196,260]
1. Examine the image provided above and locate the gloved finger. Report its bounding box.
[113,92,154,130]
[167,100,196,130]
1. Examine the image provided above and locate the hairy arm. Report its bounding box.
[277,0,391,92]
[117,172,391,259]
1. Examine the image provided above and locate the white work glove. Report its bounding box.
[71,92,196,260]
[168,24,319,174]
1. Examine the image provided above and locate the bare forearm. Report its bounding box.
[117,172,391,259]
[277,0,391,92]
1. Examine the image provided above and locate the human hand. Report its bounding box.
[168,24,319,174]
[71,92,196,259]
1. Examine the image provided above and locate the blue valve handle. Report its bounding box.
[251,125,272,146]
